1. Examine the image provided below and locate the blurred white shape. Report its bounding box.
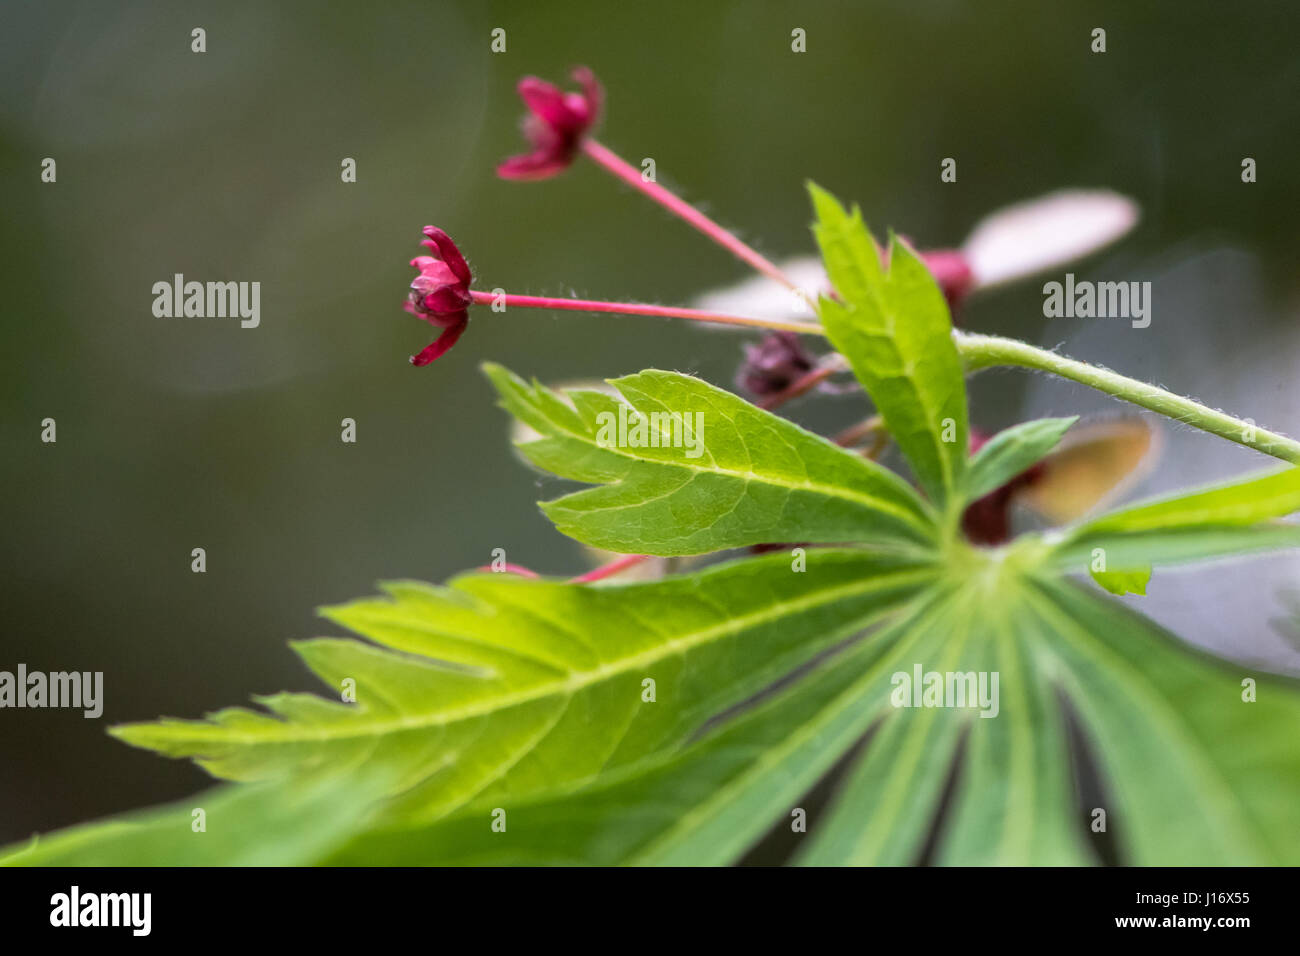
[692,256,827,319]
[963,189,1140,289]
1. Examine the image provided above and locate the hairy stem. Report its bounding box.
[475,276,1296,465]
[956,331,1300,464]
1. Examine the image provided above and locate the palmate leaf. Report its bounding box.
[107,549,939,829]
[322,592,953,866]
[824,570,1300,866]
[484,363,936,556]
[807,569,1300,866]
[796,588,1021,866]
[808,183,969,508]
[931,595,1090,866]
[15,173,1300,869]
[324,554,1300,866]
[1016,576,1300,864]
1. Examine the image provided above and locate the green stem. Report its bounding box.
[955,331,1300,465]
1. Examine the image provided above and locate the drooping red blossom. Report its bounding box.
[404,226,473,366]
[736,331,816,396]
[497,67,603,180]
[961,428,1047,545]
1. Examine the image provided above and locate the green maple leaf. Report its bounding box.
[106,551,935,827]
[483,362,937,555]
[9,185,1300,867]
[808,182,969,510]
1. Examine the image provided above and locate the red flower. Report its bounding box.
[497,67,603,181]
[404,226,472,366]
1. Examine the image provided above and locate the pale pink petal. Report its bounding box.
[962,190,1140,289]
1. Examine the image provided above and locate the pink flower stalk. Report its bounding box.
[463,290,820,335]
[405,226,473,366]
[581,139,803,293]
[497,67,603,180]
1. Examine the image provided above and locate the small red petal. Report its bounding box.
[421,226,472,285]
[517,77,576,128]
[409,314,468,366]
[418,286,472,316]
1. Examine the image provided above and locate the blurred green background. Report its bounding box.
[3,0,1299,843]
